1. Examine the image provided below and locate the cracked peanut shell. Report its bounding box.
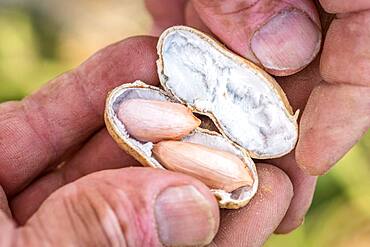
[105,26,299,209]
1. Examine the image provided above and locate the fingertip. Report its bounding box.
[145,0,188,35]
[155,184,219,246]
[213,163,293,246]
[275,217,305,234]
[296,84,370,176]
[319,0,370,14]
[184,1,212,34]
[257,164,294,201]
[320,11,370,86]
[295,146,329,176]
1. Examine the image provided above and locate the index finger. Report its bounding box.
[0,36,159,195]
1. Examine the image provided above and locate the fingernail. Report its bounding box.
[155,185,218,246]
[251,9,321,75]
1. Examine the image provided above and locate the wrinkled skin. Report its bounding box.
[0,0,369,246]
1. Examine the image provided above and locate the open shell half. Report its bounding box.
[157,26,298,159]
[105,82,258,208]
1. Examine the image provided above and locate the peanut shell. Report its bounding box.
[105,26,299,209]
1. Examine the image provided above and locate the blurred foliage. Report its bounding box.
[266,130,370,247]
[0,2,369,246]
[0,7,70,101]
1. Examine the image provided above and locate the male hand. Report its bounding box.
[0,0,369,246]
[0,36,294,246]
[146,0,370,238]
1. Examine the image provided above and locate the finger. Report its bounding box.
[185,1,211,33]
[320,0,370,13]
[145,0,188,35]
[211,164,293,246]
[15,168,219,246]
[11,128,139,224]
[192,0,322,76]
[298,9,370,174]
[320,10,370,86]
[296,83,370,175]
[0,36,158,195]
[268,153,317,233]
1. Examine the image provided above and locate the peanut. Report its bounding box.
[118,99,200,142]
[153,141,253,192]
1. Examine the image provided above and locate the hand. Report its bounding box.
[146,0,370,236]
[0,37,294,246]
[1,1,369,246]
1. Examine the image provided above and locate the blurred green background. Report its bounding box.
[0,1,369,246]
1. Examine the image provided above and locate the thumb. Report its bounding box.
[4,168,219,246]
[192,0,322,76]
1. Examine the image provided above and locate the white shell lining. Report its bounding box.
[159,28,298,158]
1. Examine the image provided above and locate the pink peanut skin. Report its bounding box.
[118,99,201,143]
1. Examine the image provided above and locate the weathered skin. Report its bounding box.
[149,0,322,76]
[0,0,369,245]
[146,0,370,235]
[1,36,293,246]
